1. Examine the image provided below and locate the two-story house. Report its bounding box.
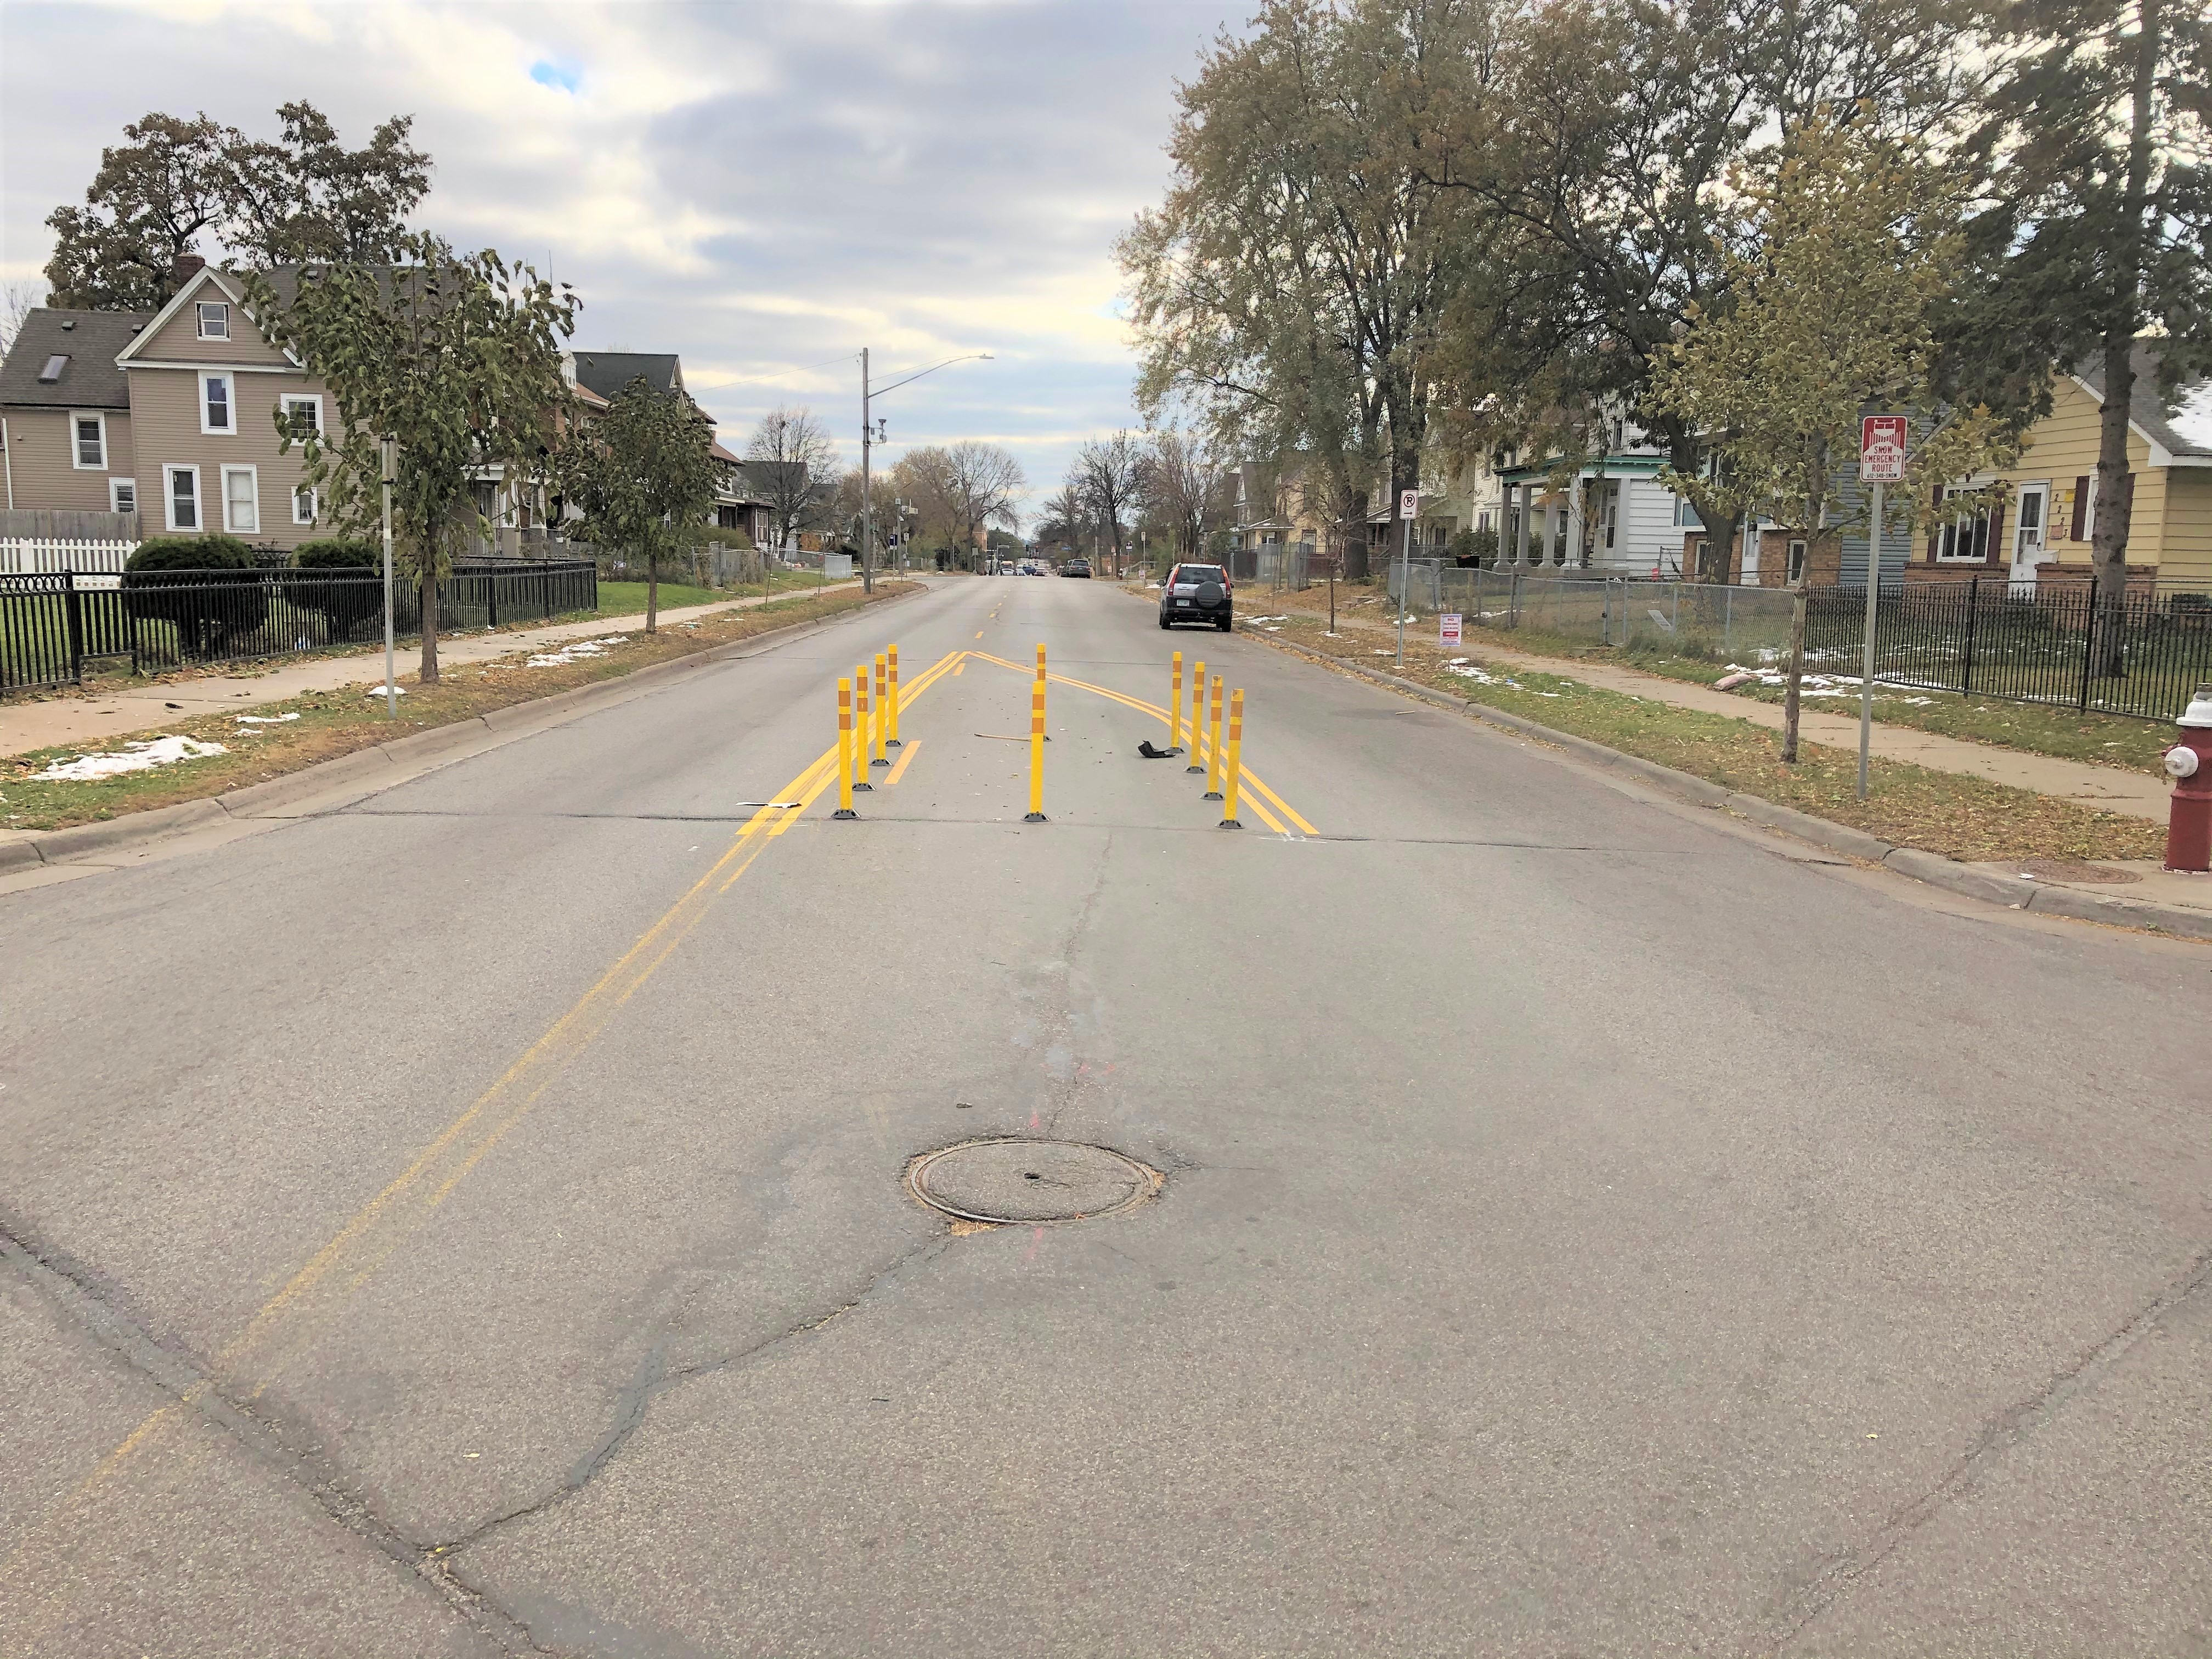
[1,309,148,517]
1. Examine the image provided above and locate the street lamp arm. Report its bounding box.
[872,352,994,400]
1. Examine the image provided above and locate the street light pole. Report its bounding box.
[860,348,873,596]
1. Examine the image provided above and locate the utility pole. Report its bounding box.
[860,348,874,595]
[380,436,397,718]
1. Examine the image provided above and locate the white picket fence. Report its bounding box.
[0,536,135,577]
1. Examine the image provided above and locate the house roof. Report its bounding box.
[0,309,150,409]
[570,351,682,402]
[2075,345,2212,465]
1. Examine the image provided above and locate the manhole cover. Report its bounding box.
[908,1138,1160,1224]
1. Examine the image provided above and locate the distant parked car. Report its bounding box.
[1062,559,1091,578]
[1159,562,1232,630]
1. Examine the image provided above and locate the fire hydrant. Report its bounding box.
[2165,684,2212,873]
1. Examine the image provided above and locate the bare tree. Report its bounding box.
[1073,430,1144,576]
[924,440,1026,564]
[0,280,47,357]
[1141,427,1231,560]
[743,405,837,552]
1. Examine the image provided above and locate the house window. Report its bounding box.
[1477,509,1492,533]
[223,465,259,533]
[196,302,229,340]
[166,465,201,531]
[293,484,317,526]
[72,413,106,469]
[281,394,322,439]
[202,373,235,434]
[111,478,136,514]
[1674,494,1704,528]
[1603,490,1620,549]
[1787,539,1808,583]
[1934,509,1991,562]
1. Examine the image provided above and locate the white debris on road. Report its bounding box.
[35,736,228,781]
[523,636,628,669]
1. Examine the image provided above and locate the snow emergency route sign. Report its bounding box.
[1439,613,1463,646]
[1860,415,1908,482]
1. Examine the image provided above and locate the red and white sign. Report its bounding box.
[1439,613,1463,646]
[1400,489,1420,520]
[1860,415,1908,483]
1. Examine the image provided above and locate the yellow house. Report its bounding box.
[1908,347,2212,590]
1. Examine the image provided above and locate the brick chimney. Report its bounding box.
[171,252,206,286]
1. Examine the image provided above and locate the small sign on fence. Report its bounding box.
[1438,613,1462,646]
[1860,415,1908,483]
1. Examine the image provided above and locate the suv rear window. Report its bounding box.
[1173,566,1224,585]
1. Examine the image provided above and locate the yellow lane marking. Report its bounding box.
[883,739,923,786]
[953,659,966,675]
[14,650,970,1550]
[968,651,1311,837]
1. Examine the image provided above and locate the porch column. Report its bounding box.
[1514,483,1531,566]
[1566,477,1585,569]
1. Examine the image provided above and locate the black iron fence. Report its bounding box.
[1804,577,2212,723]
[2,561,596,695]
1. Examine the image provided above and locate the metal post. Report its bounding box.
[1170,651,1183,753]
[1961,575,1978,697]
[1396,494,1412,667]
[1024,678,1047,822]
[886,644,901,746]
[1858,481,1884,798]
[853,663,873,792]
[1219,689,1245,828]
[1187,663,1207,772]
[833,678,857,819]
[1204,674,1226,800]
[380,437,397,718]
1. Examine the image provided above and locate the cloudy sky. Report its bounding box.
[1,0,1248,516]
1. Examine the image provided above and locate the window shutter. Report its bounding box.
[2070,477,2088,540]
[1987,499,2007,565]
[1927,484,1944,560]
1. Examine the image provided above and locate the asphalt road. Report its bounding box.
[3,573,2208,1658]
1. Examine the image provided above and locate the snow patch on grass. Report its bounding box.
[35,736,227,781]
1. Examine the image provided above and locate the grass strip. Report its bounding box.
[2,583,916,833]
[1251,611,2164,865]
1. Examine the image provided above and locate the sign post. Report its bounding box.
[379,437,397,719]
[1396,488,1419,667]
[1857,416,1907,799]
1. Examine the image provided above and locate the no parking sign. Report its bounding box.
[1439,613,1463,646]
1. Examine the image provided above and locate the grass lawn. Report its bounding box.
[1246,610,2164,866]
[1242,582,2177,776]
[3,583,917,832]
[596,579,727,614]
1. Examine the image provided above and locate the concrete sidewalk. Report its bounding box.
[0,581,865,761]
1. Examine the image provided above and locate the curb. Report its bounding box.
[3,581,929,874]
[1244,629,2212,944]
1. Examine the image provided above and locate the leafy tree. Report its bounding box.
[1647,111,2017,759]
[555,375,720,634]
[1966,0,2211,664]
[43,103,428,311]
[1120,0,1485,578]
[244,235,577,682]
[744,405,837,555]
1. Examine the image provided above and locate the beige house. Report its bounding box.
[1,262,336,554]
[0,309,145,516]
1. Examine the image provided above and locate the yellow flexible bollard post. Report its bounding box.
[1024,678,1047,822]
[1219,689,1245,829]
[853,663,874,792]
[1035,642,1051,740]
[833,678,857,819]
[1204,673,1226,799]
[1186,662,1207,772]
[886,645,901,747]
[1170,651,1184,753]
[871,654,890,766]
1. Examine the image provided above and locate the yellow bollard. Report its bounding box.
[1186,662,1207,772]
[1024,678,1047,822]
[1219,689,1245,828]
[1204,673,1226,799]
[853,663,874,792]
[886,645,901,747]
[871,654,890,766]
[1170,651,1184,753]
[833,678,857,819]
[1035,642,1051,741]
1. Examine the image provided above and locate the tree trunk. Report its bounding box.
[646,546,659,634]
[1782,578,1808,763]
[419,565,440,685]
